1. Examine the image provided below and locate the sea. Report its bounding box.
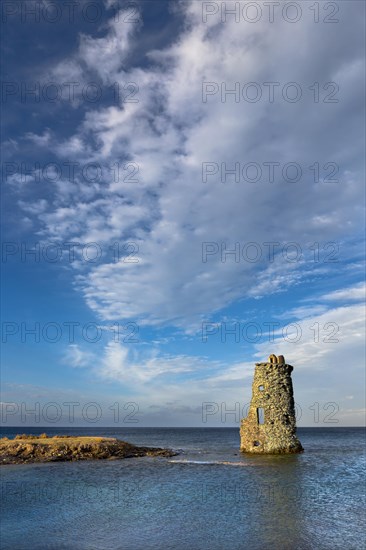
[1,427,365,550]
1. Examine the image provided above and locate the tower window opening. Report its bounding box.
[258,385,264,391]
[257,408,265,424]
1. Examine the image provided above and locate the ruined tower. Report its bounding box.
[240,354,303,454]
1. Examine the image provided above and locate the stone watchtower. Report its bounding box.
[240,354,303,454]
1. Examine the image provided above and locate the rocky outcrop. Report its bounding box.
[240,355,303,454]
[0,435,177,464]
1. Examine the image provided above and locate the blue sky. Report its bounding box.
[1,0,365,426]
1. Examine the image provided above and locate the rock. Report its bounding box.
[0,435,177,464]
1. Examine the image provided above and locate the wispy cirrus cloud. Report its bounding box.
[57,282,364,425]
[322,282,366,303]
[6,1,365,334]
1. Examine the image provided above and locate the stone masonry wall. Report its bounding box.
[240,355,303,454]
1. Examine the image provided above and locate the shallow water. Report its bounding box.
[1,427,365,549]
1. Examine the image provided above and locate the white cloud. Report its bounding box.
[25,130,52,147]
[18,199,48,215]
[254,302,365,371]
[56,284,365,425]
[11,1,365,331]
[65,344,94,368]
[89,341,222,385]
[6,173,34,187]
[45,6,138,103]
[322,282,366,303]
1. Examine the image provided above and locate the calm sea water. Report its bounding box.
[1,427,365,550]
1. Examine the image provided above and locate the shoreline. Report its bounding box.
[0,434,177,465]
